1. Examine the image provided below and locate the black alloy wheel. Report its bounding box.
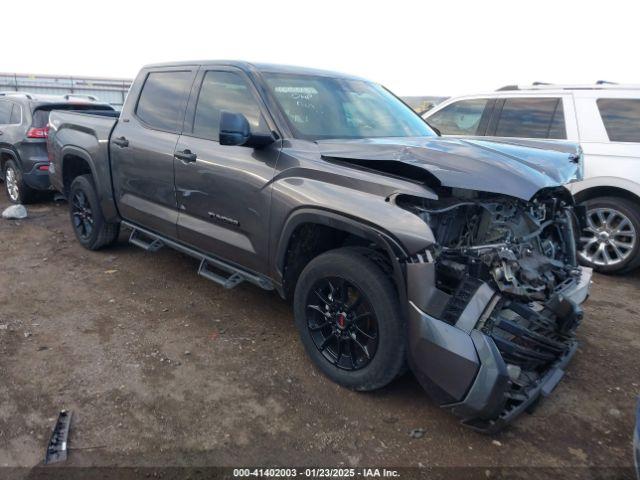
[293,247,406,391]
[71,189,94,241]
[68,174,120,250]
[306,276,379,371]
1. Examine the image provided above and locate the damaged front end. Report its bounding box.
[400,187,591,433]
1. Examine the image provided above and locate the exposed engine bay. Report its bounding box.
[401,188,583,304]
[400,188,589,431]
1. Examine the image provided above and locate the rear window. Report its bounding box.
[32,104,114,128]
[597,98,640,142]
[136,70,192,132]
[495,98,566,139]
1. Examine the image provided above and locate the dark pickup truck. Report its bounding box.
[48,60,591,432]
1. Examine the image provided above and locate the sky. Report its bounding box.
[2,0,638,96]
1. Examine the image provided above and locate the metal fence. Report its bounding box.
[0,73,132,109]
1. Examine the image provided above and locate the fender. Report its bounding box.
[60,145,120,222]
[0,146,20,171]
[273,207,411,311]
[568,176,640,203]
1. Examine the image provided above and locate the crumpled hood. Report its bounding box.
[316,136,582,201]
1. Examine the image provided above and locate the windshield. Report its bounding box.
[263,73,436,140]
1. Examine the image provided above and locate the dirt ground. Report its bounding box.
[0,196,639,479]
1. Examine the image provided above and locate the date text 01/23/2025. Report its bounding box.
[232,468,400,478]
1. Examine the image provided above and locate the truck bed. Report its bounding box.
[48,110,120,218]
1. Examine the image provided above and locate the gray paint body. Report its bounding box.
[47,61,585,430]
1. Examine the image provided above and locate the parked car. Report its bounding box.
[0,92,116,204]
[48,61,591,432]
[422,83,640,274]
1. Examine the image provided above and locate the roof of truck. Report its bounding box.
[141,60,366,80]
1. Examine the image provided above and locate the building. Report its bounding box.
[0,73,132,109]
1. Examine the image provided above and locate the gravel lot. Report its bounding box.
[0,196,638,478]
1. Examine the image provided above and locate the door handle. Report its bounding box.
[0,131,3,135]
[112,136,129,148]
[175,149,197,163]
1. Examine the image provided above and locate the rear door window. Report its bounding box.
[494,98,566,139]
[136,70,193,132]
[426,99,491,135]
[191,70,269,140]
[597,98,640,142]
[0,101,12,124]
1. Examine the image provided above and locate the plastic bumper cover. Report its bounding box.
[407,265,592,433]
[16,142,51,191]
[23,163,52,190]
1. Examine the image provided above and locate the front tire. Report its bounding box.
[293,247,406,391]
[578,196,640,274]
[69,175,120,250]
[3,160,35,204]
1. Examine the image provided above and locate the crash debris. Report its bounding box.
[44,410,72,464]
[2,204,28,220]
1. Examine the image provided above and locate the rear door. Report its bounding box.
[110,67,197,238]
[485,96,570,140]
[174,66,280,274]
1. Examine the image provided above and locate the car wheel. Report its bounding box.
[578,196,640,274]
[3,160,35,204]
[293,247,406,391]
[69,174,120,250]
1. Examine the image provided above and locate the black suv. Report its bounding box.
[0,92,115,203]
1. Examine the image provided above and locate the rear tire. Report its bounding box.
[69,175,120,250]
[293,247,406,391]
[3,160,35,204]
[578,196,640,274]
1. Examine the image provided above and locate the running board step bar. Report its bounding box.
[123,222,274,291]
[198,259,244,289]
[129,229,164,252]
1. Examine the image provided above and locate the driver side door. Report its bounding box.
[174,67,280,274]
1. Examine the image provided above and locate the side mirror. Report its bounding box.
[219,111,275,149]
[219,111,250,146]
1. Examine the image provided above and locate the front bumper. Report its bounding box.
[407,263,592,433]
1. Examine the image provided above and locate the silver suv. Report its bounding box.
[423,83,640,274]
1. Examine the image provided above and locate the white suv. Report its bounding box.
[423,83,640,274]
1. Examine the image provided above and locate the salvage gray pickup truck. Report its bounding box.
[48,61,591,432]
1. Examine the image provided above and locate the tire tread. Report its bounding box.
[293,247,405,391]
[69,174,120,250]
